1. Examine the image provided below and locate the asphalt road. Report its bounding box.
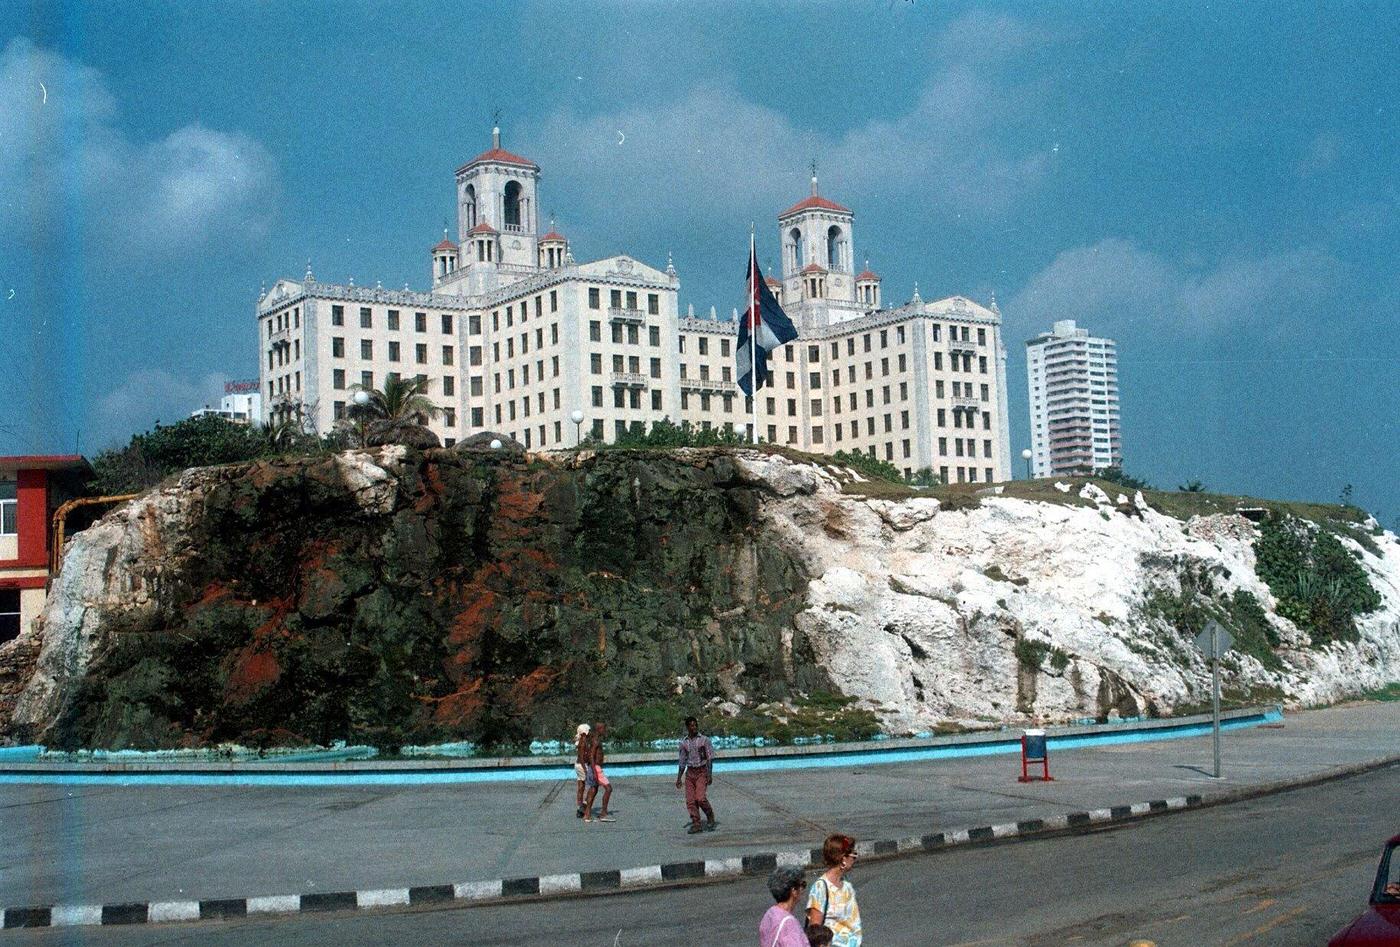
[12,763,1398,946]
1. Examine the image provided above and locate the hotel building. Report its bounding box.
[257,128,1011,483]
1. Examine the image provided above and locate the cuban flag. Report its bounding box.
[736,240,798,396]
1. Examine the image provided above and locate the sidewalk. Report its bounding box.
[2,701,1396,912]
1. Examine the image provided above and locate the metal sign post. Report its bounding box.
[1193,619,1234,779]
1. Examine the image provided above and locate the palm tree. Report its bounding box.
[1178,479,1206,492]
[348,376,442,425]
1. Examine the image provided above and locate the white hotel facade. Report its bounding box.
[258,129,1012,483]
[1025,319,1122,478]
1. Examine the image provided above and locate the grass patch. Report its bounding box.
[601,692,883,747]
[1356,682,1400,702]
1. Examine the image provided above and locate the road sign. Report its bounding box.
[1194,620,1234,658]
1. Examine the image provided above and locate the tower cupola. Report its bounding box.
[855,261,881,308]
[538,218,568,269]
[778,166,855,304]
[454,124,542,271]
[431,230,459,284]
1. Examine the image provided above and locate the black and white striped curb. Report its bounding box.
[1,794,1201,929]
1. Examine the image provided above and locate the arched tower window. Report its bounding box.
[790,228,804,269]
[504,181,522,228]
[465,185,477,227]
[827,226,842,270]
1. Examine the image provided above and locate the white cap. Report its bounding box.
[576,723,590,736]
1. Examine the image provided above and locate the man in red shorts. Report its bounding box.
[676,715,717,834]
[583,721,614,823]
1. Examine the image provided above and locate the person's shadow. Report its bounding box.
[1174,764,1221,778]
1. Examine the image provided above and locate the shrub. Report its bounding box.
[831,449,905,484]
[1254,516,1380,646]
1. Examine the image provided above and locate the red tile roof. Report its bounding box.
[0,455,90,473]
[540,230,566,242]
[856,268,880,281]
[780,194,851,217]
[432,239,457,252]
[467,221,498,235]
[458,147,539,172]
[800,263,828,274]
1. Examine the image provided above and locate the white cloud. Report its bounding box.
[0,37,277,259]
[1009,238,1345,339]
[522,14,1052,249]
[94,369,231,446]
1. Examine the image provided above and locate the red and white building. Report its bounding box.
[0,456,90,643]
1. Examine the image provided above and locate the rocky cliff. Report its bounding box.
[2,447,1397,749]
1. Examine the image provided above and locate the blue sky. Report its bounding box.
[2,2,1396,521]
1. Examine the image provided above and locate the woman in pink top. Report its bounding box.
[758,866,809,947]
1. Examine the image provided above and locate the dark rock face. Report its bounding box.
[41,449,824,750]
[364,419,441,449]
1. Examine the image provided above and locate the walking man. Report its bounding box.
[676,715,717,834]
[583,721,614,823]
[573,723,590,819]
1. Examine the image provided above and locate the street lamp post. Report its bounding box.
[570,410,585,446]
[1021,448,1033,480]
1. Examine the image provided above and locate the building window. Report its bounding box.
[360,339,373,360]
[416,312,427,332]
[611,289,623,309]
[698,337,708,356]
[469,314,481,335]
[443,376,455,396]
[588,288,600,309]
[332,337,345,358]
[648,293,660,315]
[331,305,345,326]
[388,341,401,362]
[651,390,662,410]
[388,310,400,331]
[442,313,453,334]
[444,408,456,428]
[0,481,15,536]
[591,353,602,374]
[333,369,346,390]
[649,358,661,378]
[443,345,455,366]
[361,371,374,389]
[809,371,821,389]
[471,407,483,427]
[359,307,372,329]
[590,321,601,342]
[649,326,660,346]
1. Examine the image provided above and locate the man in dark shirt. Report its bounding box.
[676,716,717,834]
[583,721,614,823]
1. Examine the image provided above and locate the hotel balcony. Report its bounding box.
[610,372,648,389]
[680,376,735,393]
[608,307,646,325]
[949,338,977,353]
[951,395,982,409]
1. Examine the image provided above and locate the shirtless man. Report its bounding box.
[582,721,615,823]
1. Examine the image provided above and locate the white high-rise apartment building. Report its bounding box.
[257,128,1012,483]
[1025,320,1121,477]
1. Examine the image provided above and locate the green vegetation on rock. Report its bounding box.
[1254,515,1380,646]
[1141,566,1284,671]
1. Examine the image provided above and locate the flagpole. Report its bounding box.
[749,223,758,445]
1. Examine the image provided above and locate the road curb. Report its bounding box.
[5,752,1395,930]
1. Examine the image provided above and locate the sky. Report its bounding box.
[2,2,1396,522]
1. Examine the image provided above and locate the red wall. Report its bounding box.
[2,469,49,569]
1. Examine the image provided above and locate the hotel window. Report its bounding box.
[812,427,824,444]
[700,392,712,411]
[588,288,600,309]
[651,390,662,410]
[332,337,345,358]
[681,391,690,410]
[443,376,455,396]
[471,407,484,427]
[809,372,821,389]
[611,323,623,344]
[332,305,344,326]
[590,322,601,342]
[333,401,346,421]
[788,426,798,444]
[897,327,905,345]
[934,352,943,370]
[721,367,731,382]
[612,354,625,373]
[698,337,708,356]
[980,384,989,401]
[980,356,988,374]
[444,408,456,428]
[984,439,993,457]
[416,343,428,364]
[610,289,622,308]
[469,314,481,335]
[626,291,638,310]
[628,355,640,374]
[442,314,453,334]
[360,307,372,328]
[590,353,602,374]
[978,328,986,345]
[721,339,731,358]
[649,326,660,346]
[808,344,819,362]
[552,356,559,377]
[902,440,911,458]
[361,371,373,388]
[939,437,947,456]
[360,339,373,359]
[650,358,661,378]
[787,398,797,416]
[898,354,907,372]
[629,389,641,409]
[982,412,991,430]
[901,411,909,429]
[937,409,946,426]
[471,377,483,396]
[388,310,400,331]
[443,345,455,366]
[550,290,558,312]
[416,312,427,332]
[470,346,482,366]
[506,306,513,326]
[333,369,346,389]
[648,293,659,315]
[388,341,401,362]
[810,398,822,416]
[678,336,686,353]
